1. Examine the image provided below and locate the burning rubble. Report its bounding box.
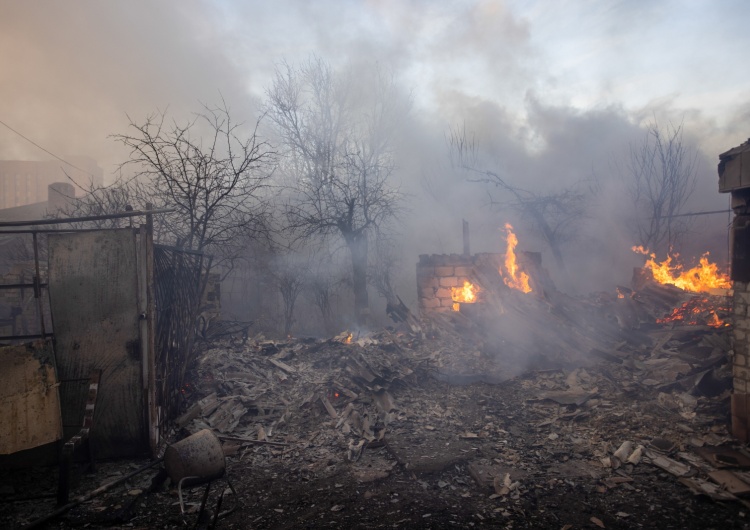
[629,247,733,330]
[2,228,744,529]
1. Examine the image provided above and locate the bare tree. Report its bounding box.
[266,57,408,325]
[268,251,307,336]
[369,233,400,304]
[626,120,697,253]
[306,247,345,335]
[112,102,276,271]
[448,127,589,270]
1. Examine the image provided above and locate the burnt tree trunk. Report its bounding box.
[347,232,369,326]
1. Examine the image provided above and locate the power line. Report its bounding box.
[0,118,97,179]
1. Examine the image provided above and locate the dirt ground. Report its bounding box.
[2,344,748,529]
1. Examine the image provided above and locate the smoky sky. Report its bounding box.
[1,0,747,294]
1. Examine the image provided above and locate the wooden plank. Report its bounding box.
[268,358,296,373]
[48,229,147,458]
[708,470,750,496]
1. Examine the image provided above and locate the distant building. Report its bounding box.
[0,157,103,209]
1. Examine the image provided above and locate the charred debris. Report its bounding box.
[2,235,745,529]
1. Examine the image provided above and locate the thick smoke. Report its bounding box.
[2,0,748,309]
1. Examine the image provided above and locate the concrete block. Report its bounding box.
[420,297,440,309]
[454,266,472,276]
[435,266,455,277]
[439,277,459,287]
[735,378,748,394]
[418,276,439,289]
[435,287,452,298]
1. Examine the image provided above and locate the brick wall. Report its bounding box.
[416,253,504,314]
[732,281,750,441]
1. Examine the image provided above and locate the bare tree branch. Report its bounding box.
[626,119,697,253]
[266,56,409,325]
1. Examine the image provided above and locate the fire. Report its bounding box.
[345,333,352,344]
[503,223,532,293]
[632,246,731,293]
[656,297,730,328]
[452,280,478,311]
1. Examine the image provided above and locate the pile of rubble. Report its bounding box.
[2,267,747,528]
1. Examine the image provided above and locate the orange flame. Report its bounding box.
[633,246,731,293]
[345,333,353,344]
[452,280,478,311]
[503,223,532,293]
[656,297,730,328]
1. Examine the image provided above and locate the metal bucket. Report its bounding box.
[164,429,225,485]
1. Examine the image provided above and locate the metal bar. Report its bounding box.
[0,228,135,234]
[0,333,54,340]
[651,209,732,219]
[145,204,159,455]
[0,207,175,227]
[0,283,47,289]
[154,243,209,257]
[32,232,46,336]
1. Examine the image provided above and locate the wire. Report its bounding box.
[0,118,97,179]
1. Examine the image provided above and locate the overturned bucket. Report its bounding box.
[164,429,225,485]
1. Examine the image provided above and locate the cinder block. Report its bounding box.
[435,266,455,277]
[735,378,748,394]
[737,353,748,367]
[419,297,440,309]
[454,266,472,276]
[435,287,452,298]
[734,365,750,380]
[736,330,747,342]
[440,297,457,307]
[418,276,439,289]
[439,277,459,287]
[419,286,436,298]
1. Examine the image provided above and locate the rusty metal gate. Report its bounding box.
[153,244,209,443]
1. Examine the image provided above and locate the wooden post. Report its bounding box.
[138,203,158,456]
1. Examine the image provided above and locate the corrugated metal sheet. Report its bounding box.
[0,340,62,454]
[48,229,148,458]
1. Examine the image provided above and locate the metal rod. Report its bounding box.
[0,283,47,290]
[0,333,53,341]
[0,207,174,227]
[0,228,136,234]
[32,232,46,336]
[154,243,209,257]
[651,209,732,219]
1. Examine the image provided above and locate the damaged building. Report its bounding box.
[0,142,749,529]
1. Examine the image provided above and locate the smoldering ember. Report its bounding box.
[0,139,748,530]
[3,5,750,528]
